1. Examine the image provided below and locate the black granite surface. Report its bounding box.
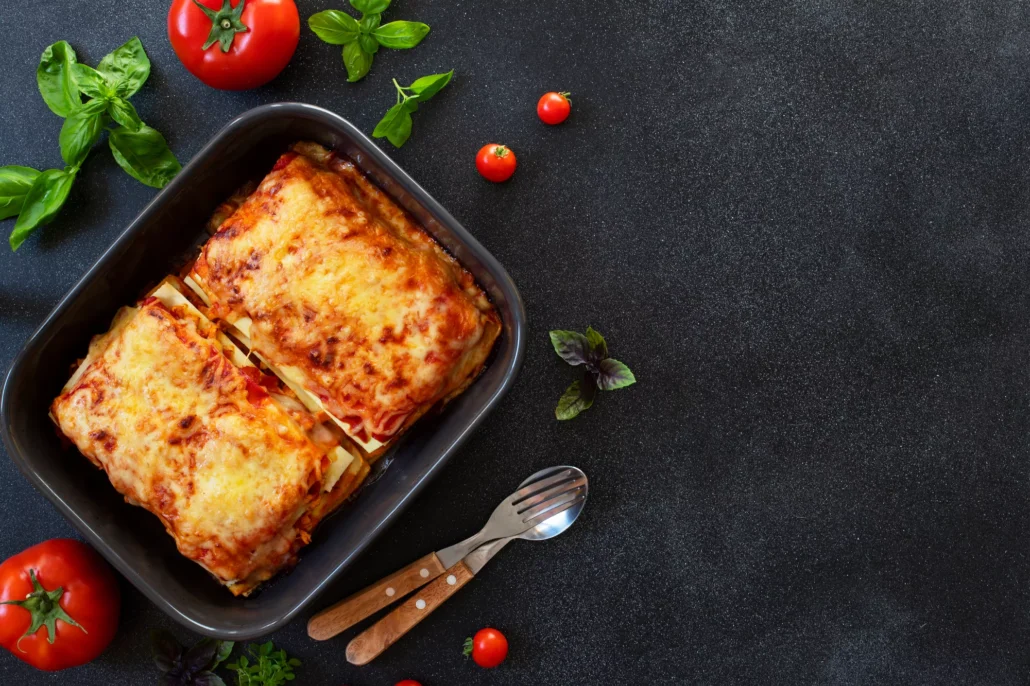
[3,0,1030,683]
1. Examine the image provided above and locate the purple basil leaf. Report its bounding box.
[555,375,597,420]
[151,629,183,673]
[185,638,219,672]
[597,358,636,390]
[191,671,227,686]
[549,330,592,366]
[584,326,607,360]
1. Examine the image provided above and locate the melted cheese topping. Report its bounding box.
[191,142,501,453]
[50,299,328,595]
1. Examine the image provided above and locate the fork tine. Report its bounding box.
[520,488,585,522]
[523,494,585,528]
[515,476,587,513]
[509,469,575,504]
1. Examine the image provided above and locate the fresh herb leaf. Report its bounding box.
[407,70,452,101]
[59,99,108,167]
[190,672,227,686]
[71,63,113,100]
[109,125,181,188]
[597,358,636,390]
[9,168,76,251]
[372,21,430,49]
[342,41,373,82]
[0,166,42,221]
[227,641,300,686]
[149,630,234,686]
[350,0,390,13]
[37,41,82,117]
[151,629,183,672]
[372,73,453,148]
[549,330,594,366]
[358,33,380,55]
[96,36,151,97]
[585,326,607,359]
[550,327,635,418]
[555,379,595,420]
[213,640,235,668]
[308,10,360,44]
[358,13,382,34]
[108,97,143,131]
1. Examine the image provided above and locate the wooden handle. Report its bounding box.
[346,560,476,665]
[307,552,446,640]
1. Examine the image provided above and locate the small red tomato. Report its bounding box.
[464,627,508,668]
[168,0,300,90]
[537,91,572,125]
[476,144,517,183]
[395,681,422,686]
[0,539,120,671]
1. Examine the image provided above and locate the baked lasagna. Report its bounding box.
[188,142,501,458]
[50,143,499,594]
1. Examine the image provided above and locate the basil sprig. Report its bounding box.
[309,0,430,82]
[550,327,636,420]
[372,71,453,148]
[2,37,180,251]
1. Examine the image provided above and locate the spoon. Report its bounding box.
[345,466,588,665]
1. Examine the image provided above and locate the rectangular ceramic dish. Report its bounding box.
[0,103,525,639]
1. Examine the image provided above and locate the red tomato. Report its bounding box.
[476,144,517,183]
[168,0,300,90]
[464,627,508,668]
[395,681,423,686]
[0,539,120,671]
[537,91,572,125]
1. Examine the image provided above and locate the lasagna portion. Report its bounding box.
[189,142,501,458]
[50,279,365,596]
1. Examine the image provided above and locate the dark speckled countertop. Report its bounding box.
[4,1,1030,684]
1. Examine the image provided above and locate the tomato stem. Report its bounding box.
[191,0,249,53]
[0,569,86,649]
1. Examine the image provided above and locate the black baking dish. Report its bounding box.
[0,103,526,639]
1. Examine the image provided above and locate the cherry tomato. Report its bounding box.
[168,0,300,90]
[476,144,517,183]
[537,91,572,125]
[0,539,120,671]
[395,681,422,686]
[464,627,508,668]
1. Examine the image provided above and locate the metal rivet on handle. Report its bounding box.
[419,568,429,578]
[415,599,426,610]
[386,587,395,597]
[446,575,457,585]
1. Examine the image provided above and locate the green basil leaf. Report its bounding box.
[10,168,76,251]
[350,0,390,14]
[342,42,373,82]
[373,21,430,49]
[358,34,380,54]
[596,359,636,390]
[0,166,42,221]
[96,37,150,98]
[108,97,142,131]
[385,114,413,147]
[555,379,595,420]
[59,100,109,167]
[109,125,181,189]
[308,10,360,45]
[549,330,592,366]
[359,14,381,34]
[372,102,409,137]
[212,641,234,669]
[585,326,607,359]
[70,64,111,100]
[408,70,453,102]
[37,41,81,117]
